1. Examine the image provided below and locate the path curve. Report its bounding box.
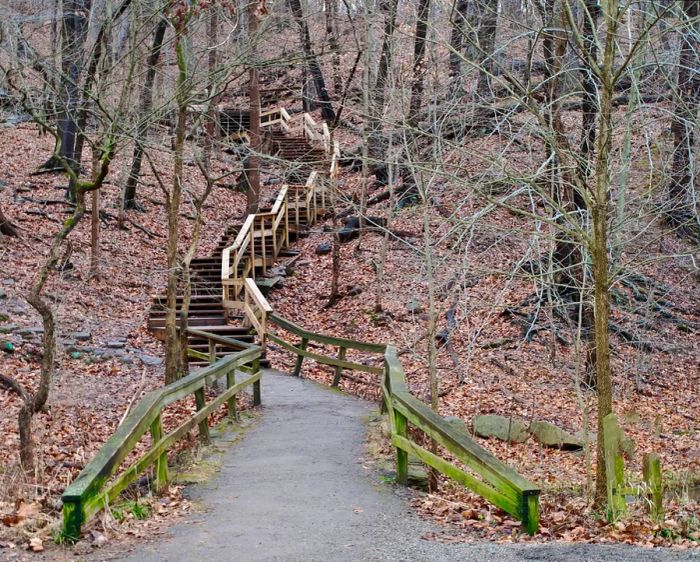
[128,372,697,562]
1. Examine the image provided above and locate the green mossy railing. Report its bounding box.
[61,332,262,540]
[266,315,541,534]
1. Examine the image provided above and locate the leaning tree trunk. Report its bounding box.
[408,0,430,126]
[669,0,700,230]
[288,0,336,122]
[123,17,167,210]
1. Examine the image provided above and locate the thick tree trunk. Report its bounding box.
[123,17,167,210]
[288,0,336,122]
[669,0,700,229]
[475,0,499,99]
[368,0,398,176]
[448,0,469,91]
[56,0,91,192]
[408,0,430,126]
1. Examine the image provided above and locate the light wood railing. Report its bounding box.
[260,106,290,132]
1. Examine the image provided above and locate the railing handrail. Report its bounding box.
[61,339,262,539]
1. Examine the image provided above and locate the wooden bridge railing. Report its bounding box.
[259,314,541,534]
[382,346,540,535]
[61,334,263,540]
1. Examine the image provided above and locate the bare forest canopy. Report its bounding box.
[0,0,699,552]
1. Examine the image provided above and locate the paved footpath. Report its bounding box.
[127,371,697,562]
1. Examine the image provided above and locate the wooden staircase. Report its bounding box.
[147,107,340,368]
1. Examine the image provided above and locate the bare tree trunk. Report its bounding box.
[579,0,601,179]
[368,0,398,180]
[123,17,167,210]
[165,28,187,385]
[288,0,336,122]
[246,2,261,215]
[475,0,498,99]
[669,0,700,230]
[325,0,341,95]
[448,0,469,91]
[90,147,100,278]
[408,0,430,126]
[592,1,618,507]
[56,0,91,194]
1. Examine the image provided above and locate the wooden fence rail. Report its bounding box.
[61,336,263,540]
[261,314,541,534]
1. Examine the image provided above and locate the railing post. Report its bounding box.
[292,337,308,376]
[332,346,346,387]
[61,498,84,542]
[252,357,262,407]
[226,367,237,422]
[603,413,626,520]
[150,413,168,492]
[395,410,408,485]
[523,492,540,536]
[643,453,663,521]
[195,387,210,443]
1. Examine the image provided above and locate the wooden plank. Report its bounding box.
[186,328,255,349]
[245,277,273,312]
[267,333,382,375]
[391,434,523,521]
[188,348,209,361]
[269,314,386,353]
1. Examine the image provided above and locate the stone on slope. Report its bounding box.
[473,414,529,443]
[530,420,583,450]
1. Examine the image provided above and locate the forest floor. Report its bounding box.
[0,103,699,558]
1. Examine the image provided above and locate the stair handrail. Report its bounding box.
[222,213,256,307]
[243,278,273,349]
[222,186,290,308]
[321,122,331,154]
[305,171,319,224]
[260,106,291,132]
[302,112,321,145]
